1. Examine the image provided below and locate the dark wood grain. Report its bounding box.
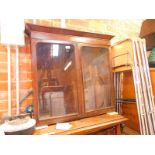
[25,23,114,40]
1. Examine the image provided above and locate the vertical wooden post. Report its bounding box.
[115,124,121,135]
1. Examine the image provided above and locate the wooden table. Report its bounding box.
[33,114,128,135]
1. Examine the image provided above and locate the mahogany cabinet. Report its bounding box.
[25,24,115,125]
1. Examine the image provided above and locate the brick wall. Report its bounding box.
[0,19,143,120]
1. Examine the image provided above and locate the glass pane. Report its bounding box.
[36,42,78,119]
[81,46,112,112]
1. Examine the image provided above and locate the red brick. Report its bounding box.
[0,72,8,81]
[25,45,31,51]
[11,99,16,107]
[0,82,8,91]
[0,110,8,120]
[11,89,33,101]
[0,91,8,100]
[20,81,33,89]
[19,52,32,61]
[0,62,7,72]
[0,100,8,111]
[19,46,27,53]
[12,81,32,90]
[0,52,7,62]
[0,45,7,52]
[19,72,32,81]
[10,90,15,100]
[19,63,32,72]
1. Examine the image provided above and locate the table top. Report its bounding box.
[33,113,128,135]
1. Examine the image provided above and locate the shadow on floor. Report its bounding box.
[122,127,140,135]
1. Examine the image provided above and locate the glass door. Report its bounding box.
[80,46,113,112]
[35,42,79,119]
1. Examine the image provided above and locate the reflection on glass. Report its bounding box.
[36,43,78,119]
[81,46,112,112]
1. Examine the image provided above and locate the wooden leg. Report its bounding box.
[115,124,121,135]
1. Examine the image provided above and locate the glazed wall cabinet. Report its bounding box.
[25,24,115,125]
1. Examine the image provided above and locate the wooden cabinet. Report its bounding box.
[25,24,115,125]
[111,39,134,72]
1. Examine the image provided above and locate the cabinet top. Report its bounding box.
[25,23,114,41]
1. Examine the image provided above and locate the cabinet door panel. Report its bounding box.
[36,42,79,119]
[81,46,112,112]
